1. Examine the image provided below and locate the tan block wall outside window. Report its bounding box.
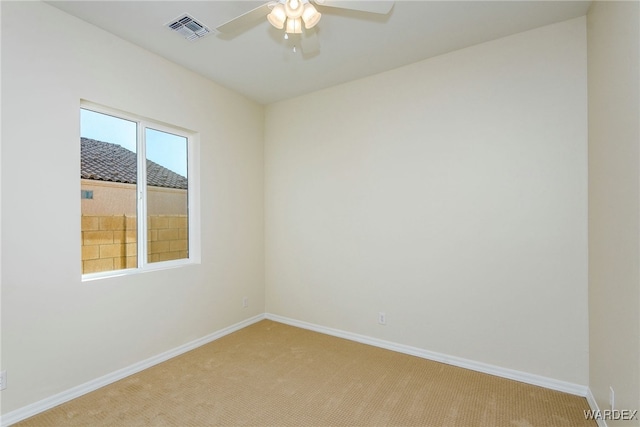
[81,214,188,274]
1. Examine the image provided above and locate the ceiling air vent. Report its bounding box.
[166,14,213,41]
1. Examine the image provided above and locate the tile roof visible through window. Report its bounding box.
[81,137,188,190]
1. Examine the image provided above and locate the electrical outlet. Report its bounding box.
[609,386,615,410]
[378,312,386,325]
[242,297,248,308]
[0,370,6,391]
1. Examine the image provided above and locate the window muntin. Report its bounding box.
[80,104,196,279]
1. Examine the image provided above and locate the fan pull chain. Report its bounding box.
[283,32,297,53]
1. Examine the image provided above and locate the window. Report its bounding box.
[80,103,199,279]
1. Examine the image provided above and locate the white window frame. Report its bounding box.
[81,101,201,281]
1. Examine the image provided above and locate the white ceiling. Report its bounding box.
[47,1,591,105]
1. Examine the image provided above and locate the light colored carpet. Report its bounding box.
[17,320,595,426]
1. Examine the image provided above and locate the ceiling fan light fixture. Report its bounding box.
[267,4,287,29]
[284,0,305,19]
[285,17,303,34]
[301,3,321,29]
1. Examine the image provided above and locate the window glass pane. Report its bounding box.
[81,109,138,274]
[145,128,189,264]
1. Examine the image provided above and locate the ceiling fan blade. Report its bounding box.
[216,2,272,34]
[300,28,320,55]
[313,0,394,15]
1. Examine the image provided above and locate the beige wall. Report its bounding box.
[81,179,188,216]
[265,17,588,385]
[587,0,640,420]
[81,180,136,215]
[147,187,187,216]
[1,0,264,414]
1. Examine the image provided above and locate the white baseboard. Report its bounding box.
[585,388,608,427]
[0,314,265,427]
[2,313,595,426]
[265,313,590,398]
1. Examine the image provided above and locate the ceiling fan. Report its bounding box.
[216,0,394,55]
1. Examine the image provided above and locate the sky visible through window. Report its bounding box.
[80,109,188,177]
